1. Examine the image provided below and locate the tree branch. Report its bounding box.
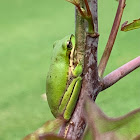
[59,0,86,138]
[59,0,99,139]
[98,0,126,78]
[74,1,86,64]
[102,56,140,91]
[62,34,100,140]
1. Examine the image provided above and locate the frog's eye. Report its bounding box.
[66,40,72,50]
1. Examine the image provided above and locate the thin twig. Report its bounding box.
[98,0,126,78]
[66,0,86,18]
[84,0,92,16]
[84,0,95,32]
[102,56,140,91]
[76,3,86,18]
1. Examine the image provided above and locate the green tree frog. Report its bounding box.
[46,35,82,121]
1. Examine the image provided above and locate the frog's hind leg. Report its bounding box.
[63,77,82,121]
[58,77,81,118]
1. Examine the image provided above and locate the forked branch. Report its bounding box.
[59,0,98,139]
[66,0,95,33]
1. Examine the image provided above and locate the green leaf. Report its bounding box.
[84,98,140,140]
[23,119,64,140]
[121,19,140,32]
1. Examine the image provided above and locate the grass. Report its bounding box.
[0,0,139,139]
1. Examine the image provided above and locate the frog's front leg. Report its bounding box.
[58,76,82,121]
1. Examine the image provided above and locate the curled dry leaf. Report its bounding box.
[23,119,64,140]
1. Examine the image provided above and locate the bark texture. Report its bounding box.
[59,0,99,139]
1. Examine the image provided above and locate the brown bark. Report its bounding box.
[59,0,99,139]
[59,0,139,139]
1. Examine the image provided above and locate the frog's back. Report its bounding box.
[46,37,70,117]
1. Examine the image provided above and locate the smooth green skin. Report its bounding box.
[46,35,82,121]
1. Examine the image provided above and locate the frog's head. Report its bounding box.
[63,34,75,57]
[59,34,75,57]
[61,34,75,50]
[52,35,75,59]
[66,34,75,50]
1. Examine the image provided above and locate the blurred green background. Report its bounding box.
[0,0,139,139]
